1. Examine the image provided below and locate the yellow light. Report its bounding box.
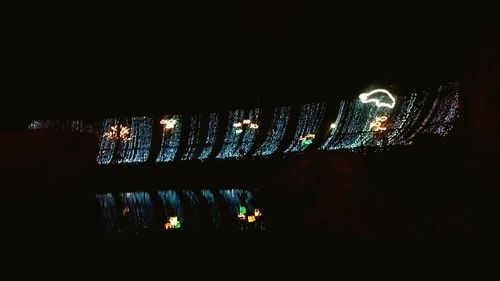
[247,215,256,223]
[254,209,261,217]
[161,118,177,130]
[104,124,131,141]
[164,222,172,230]
[242,119,251,125]
[330,123,336,129]
[233,122,242,128]
[369,116,388,132]
[169,216,178,225]
[359,89,396,108]
[249,123,259,129]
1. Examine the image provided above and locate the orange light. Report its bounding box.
[247,215,256,223]
[369,116,388,132]
[242,119,251,125]
[164,222,172,230]
[249,123,259,129]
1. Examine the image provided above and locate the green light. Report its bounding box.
[301,139,313,146]
[239,206,246,214]
[235,128,243,134]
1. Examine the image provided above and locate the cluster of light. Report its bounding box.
[216,108,261,159]
[321,83,460,151]
[369,116,388,132]
[116,117,153,164]
[104,124,132,142]
[232,118,259,133]
[97,118,118,164]
[181,113,220,160]
[96,189,264,233]
[96,193,119,233]
[198,113,220,160]
[28,120,99,134]
[164,216,181,230]
[119,192,155,231]
[330,123,337,129]
[156,115,182,162]
[359,89,396,108]
[160,118,177,130]
[299,133,316,146]
[158,190,184,221]
[284,102,326,153]
[253,106,291,157]
[421,82,460,137]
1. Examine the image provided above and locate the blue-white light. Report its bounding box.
[216,108,261,159]
[96,118,117,165]
[182,113,220,161]
[284,102,326,153]
[320,83,461,151]
[156,115,183,162]
[253,106,291,157]
[158,190,184,219]
[96,193,119,233]
[116,117,153,164]
[119,192,155,231]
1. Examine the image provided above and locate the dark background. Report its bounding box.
[4,2,497,122]
[0,2,498,240]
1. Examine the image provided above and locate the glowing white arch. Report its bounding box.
[359,89,396,108]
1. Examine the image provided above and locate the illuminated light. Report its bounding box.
[330,123,336,129]
[164,216,181,230]
[284,102,326,153]
[116,117,153,164]
[118,192,155,231]
[161,118,177,130]
[359,89,396,108]
[156,115,183,162]
[301,139,313,146]
[253,106,291,157]
[242,119,251,125]
[249,123,259,129]
[217,108,261,159]
[233,122,242,128]
[238,213,247,220]
[254,209,261,217]
[103,124,132,142]
[247,215,256,223]
[182,113,220,161]
[96,193,119,233]
[369,116,388,132]
[239,206,247,214]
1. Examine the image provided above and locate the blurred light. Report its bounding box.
[254,209,261,217]
[369,116,388,132]
[233,122,242,128]
[242,119,251,125]
[249,123,259,129]
[247,215,256,223]
[161,118,177,130]
[330,123,336,129]
[359,89,396,108]
[235,128,243,134]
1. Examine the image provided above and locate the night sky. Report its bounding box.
[4,3,495,124]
